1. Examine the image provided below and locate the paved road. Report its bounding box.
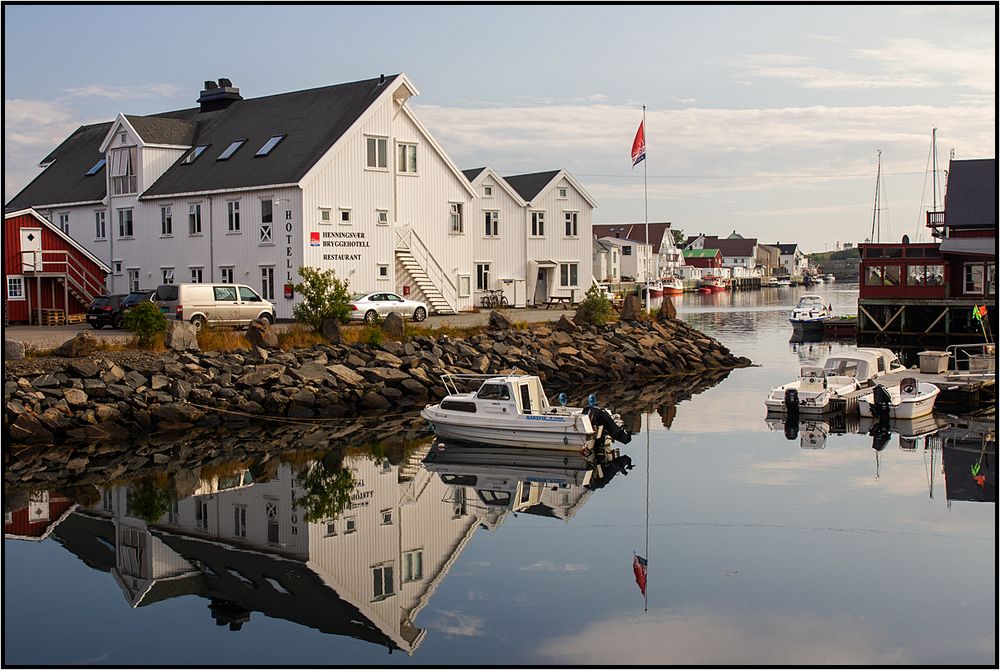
[4,306,578,349]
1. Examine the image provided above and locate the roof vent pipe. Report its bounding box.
[379,73,385,85]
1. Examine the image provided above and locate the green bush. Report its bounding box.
[294,462,356,523]
[127,478,173,524]
[122,301,168,347]
[577,285,614,326]
[292,266,353,331]
[362,317,383,349]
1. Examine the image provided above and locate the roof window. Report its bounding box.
[181,145,209,165]
[217,139,246,161]
[255,135,286,157]
[85,158,107,176]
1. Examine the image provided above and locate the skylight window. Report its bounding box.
[217,139,246,161]
[85,158,107,176]
[255,135,285,157]
[181,145,209,165]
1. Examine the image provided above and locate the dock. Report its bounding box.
[830,368,995,414]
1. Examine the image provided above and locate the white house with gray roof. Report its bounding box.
[6,73,598,318]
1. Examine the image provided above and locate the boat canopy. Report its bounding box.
[796,295,825,306]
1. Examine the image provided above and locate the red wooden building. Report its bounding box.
[4,491,76,541]
[4,208,110,324]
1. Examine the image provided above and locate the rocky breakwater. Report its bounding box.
[4,309,750,445]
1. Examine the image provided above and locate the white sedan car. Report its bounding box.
[349,292,428,323]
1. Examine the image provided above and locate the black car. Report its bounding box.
[121,289,158,316]
[86,294,127,329]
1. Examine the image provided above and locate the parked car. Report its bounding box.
[120,289,158,317]
[86,294,127,329]
[155,283,275,332]
[349,292,428,323]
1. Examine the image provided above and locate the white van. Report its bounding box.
[156,283,275,331]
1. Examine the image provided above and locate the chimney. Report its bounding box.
[378,73,385,85]
[198,77,243,112]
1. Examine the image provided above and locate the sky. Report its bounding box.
[3,4,995,252]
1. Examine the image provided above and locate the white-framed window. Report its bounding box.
[380,508,393,525]
[324,520,337,537]
[458,274,471,298]
[127,268,140,292]
[220,267,234,284]
[117,208,134,238]
[366,136,388,169]
[261,199,273,224]
[95,210,107,240]
[109,146,137,194]
[195,500,208,529]
[190,267,203,283]
[265,499,279,544]
[564,211,578,237]
[113,260,123,276]
[344,516,357,534]
[964,263,985,294]
[397,142,417,174]
[484,210,499,237]
[476,263,491,291]
[160,206,173,236]
[7,276,25,300]
[188,203,202,235]
[319,208,332,225]
[58,213,70,234]
[259,223,272,244]
[227,200,241,232]
[558,186,568,199]
[560,262,579,287]
[261,266,275,300]
[161,268,175,285]
[338,208,352,225]
[483,184,493,197]
[372,562,395,600]
[234,505,247,538]
[531,211,545,237]
[622,246,633,256]
[449,203,463,234]
[376,209,389,226]
[403,550,423,582]
[377,264,389,280]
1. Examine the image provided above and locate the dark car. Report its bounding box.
[86,294,127,329]
[121,289,158,317]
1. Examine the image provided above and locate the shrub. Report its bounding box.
[292,266,353,331]
[577,285,614,326]
[362,316,383,349]
[294,462,356,523]
[122,301,168,348]
[126,477,173,524]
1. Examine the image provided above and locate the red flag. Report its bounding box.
[631,121,646,167]
[632,554,647,596]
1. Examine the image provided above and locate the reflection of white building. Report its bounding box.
[60,445,600,653]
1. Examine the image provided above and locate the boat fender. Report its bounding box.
[784,388,799,414]
[585,406,632,445]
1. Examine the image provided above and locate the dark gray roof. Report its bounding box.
[504,170,560,202]
[462,167,486,182]
[6,75,400,209]
[5,122,112,209]
[764,243,799,255]
[943,158,996,230]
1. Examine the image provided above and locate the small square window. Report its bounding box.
[381,509,393,525]
[339,209,352,225]
[345,517,357,534]
[377,264,389,279]
[376,210,389,226]
[325,521,337,537]
[558,187,568,198]
[483,185,493,197]
[319,208,331,224]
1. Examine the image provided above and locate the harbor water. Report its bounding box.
[3,283,995,665]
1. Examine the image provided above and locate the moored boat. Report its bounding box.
[789,294,833,335]
[776,277,792,287]
[858,378,941,420]
[661,277,684,295]
[699,275,727,292]
[421,374,632,450]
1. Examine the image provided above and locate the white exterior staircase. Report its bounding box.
[396,249,455,315]
[394,228,457,315]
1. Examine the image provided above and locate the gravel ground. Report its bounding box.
[3,307,577,350]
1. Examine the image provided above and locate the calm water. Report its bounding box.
[4,283,995,666]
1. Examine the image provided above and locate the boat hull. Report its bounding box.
[858,384,940,420]
[420,407,593,451]
[790,318,829,334]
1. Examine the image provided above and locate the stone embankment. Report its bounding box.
[4,309,751,446]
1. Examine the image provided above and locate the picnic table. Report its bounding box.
[544,296,574,309]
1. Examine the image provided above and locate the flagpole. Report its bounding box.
[644,411,649,612]
[643,105,650,313]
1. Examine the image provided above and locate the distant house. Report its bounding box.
[592,238,621,283]
[597,237,652,281]
[764,243,808,275]
[4,208,110,324]
[682,248,722,271]
[592,222,684,277]
[681,234,758,275]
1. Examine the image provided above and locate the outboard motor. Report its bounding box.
[871,384,892,426]
[586,454,634,490]
[586,406,632,444]
[783,419,799,440]
[784,387,800,415]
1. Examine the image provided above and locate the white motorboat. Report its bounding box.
[776,277,792,287]
[421,374,631,451]
[764,347,906,415]
[789,294,833,335]
[857,378,941,420]
[825,273,836,281]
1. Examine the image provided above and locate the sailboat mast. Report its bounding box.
[932,128,938,212]
[870,150,882,243]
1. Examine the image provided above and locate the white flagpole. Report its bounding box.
[643,105,650,312]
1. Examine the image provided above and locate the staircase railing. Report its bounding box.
[394,228,458,309]
[20,250,108,306]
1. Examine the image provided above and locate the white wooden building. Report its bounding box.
[6,74,598,319]
[596,237,652,282]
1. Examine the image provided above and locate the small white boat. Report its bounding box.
[776,277,791,287]
[825,273,836,281]
[858,378,941,420]
[789,294,833,335]
[421,374,631,451]
[765,347,906,415]
[812,276,824,284]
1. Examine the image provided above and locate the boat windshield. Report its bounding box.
[797,296,823,307]
[477,383,511,400]
[823,357,868,379]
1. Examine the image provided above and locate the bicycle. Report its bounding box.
[480,288,510,309]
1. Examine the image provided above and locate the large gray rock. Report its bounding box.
[165,320,200,352]
[245,318,279,349]
[620,295,644,322]
[488,310,513,330]
[383,312,405,339]
[320,319,342,344]
[55,331,99,358]
[656,297,677,321]
[5,340,25,361]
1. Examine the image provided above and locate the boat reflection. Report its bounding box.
[8,436,631,654]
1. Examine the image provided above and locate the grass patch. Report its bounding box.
[196,327,253,352]
[278,325,327,351]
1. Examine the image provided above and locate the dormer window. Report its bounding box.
[85,158,106,176]
[255,135,285,157]
[109,147,137,195]
[181,145,209,165]
[483,185,493,197]
[217,139,246,161]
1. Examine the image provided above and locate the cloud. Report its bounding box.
[3,98,94,198]
[424,610,486,638]
[66,83,187,99]
[854,38,996,92]
[518,560,589,573]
